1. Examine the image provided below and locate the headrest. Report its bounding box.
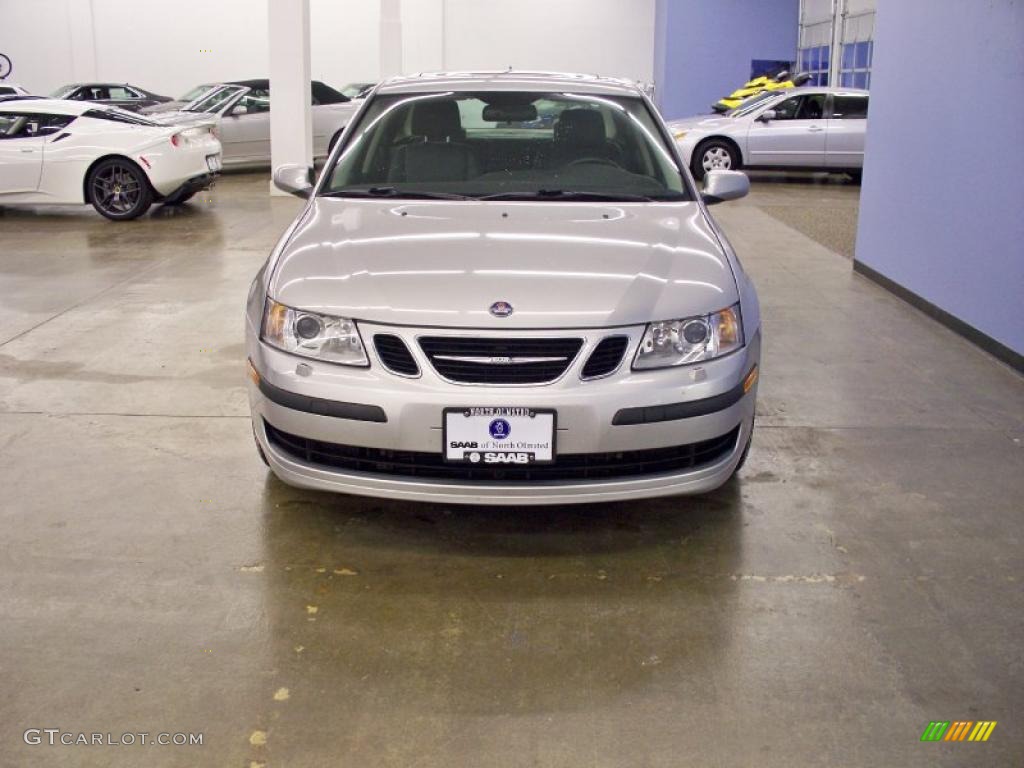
[554,109,605,144]
[411,99,463,141]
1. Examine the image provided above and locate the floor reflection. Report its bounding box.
[253,475,746,724]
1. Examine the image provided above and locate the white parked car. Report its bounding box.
[0,83,30,97]
[668,87,869,180]
[246,71,760,505]
[0,99,221,220]
[155,79,357,167]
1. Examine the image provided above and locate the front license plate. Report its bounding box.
[206,154,222,171]
[443,407,556,465]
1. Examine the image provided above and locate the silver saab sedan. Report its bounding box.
[668,87,869,180]
[245,71,760,505]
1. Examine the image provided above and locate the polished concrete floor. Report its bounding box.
[1,173,1022,767]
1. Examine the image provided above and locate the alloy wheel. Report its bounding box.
[702,146,733,172]
[91,163,143,216]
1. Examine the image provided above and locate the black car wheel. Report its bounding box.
[88,158,153,220]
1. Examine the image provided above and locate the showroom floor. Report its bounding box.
[1,173,1021,767]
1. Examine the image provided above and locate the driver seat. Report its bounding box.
[552,109,618,167]
[388,100,478,182]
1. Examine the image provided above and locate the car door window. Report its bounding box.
[771,94,826,120]
[107,86,139,100]
[0,112,24,137]
[78,86,108,101]
[32,114,76,136]
[830,95,868,119]
[0,112,71,138]
[234,89,270,115]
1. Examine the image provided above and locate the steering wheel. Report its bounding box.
[564,156,623,170]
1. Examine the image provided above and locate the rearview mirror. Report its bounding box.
[702,170,749,205]
[756,109,777,122]
[232,104,248,116]
[273,164,314,198]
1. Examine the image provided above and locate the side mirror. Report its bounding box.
[232,104,248,116]
[756,109,777,123]
[702,170,749,205]
[273,164,315,198]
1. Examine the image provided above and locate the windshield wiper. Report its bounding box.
[474,189,658,202]
[322,186,472,200]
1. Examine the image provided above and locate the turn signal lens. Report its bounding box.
[743,365,759,393]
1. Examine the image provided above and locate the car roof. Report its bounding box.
[376,70,647,96]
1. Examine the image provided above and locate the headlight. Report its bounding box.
[633,304,743,369]
[673,129,688,139]
[261,299,368,367]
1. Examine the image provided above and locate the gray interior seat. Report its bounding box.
[552,108,619,166]
[388,100,477,183]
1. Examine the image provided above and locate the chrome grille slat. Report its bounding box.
[419,336,584,384]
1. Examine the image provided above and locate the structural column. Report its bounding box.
[380,0,404,78]
[268,0,313,195]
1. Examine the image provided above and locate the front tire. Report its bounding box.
[88,158,153,220]
[692,139,739,180]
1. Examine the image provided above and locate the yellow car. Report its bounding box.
[712,71,811,113]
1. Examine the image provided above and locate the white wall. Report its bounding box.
[0,0,655,96]
[440,0,655,82]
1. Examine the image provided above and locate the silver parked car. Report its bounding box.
[668,87,869,180]
[245,71,761,505]
[155,80,357,167]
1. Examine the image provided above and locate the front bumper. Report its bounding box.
[248,323,760,505]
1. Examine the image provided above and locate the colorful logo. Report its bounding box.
[488,418,510,439]
[489,301,514,318]
[920,721,997,742]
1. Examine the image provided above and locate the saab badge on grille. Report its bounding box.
[489,301,514,318]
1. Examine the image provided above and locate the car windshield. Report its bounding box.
[341,83,372,99]
[49,85,76,99]
[323,91,688,201]
[726,91,776,117]
[184,86,245,113]
[178,84,215,102]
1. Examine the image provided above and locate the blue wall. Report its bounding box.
[854,0,1024,359]
[654,0,799,119]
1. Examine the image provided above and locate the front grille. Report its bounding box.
[374,334,419,376]
[418,336,584,384]
[265,420,739,482]
[581,336,630,379]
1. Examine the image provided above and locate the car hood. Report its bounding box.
[668,115,734,133]
[268,199,737,329]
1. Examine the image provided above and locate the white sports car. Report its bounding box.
[0,99,221,220]
[155,80,358,167]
